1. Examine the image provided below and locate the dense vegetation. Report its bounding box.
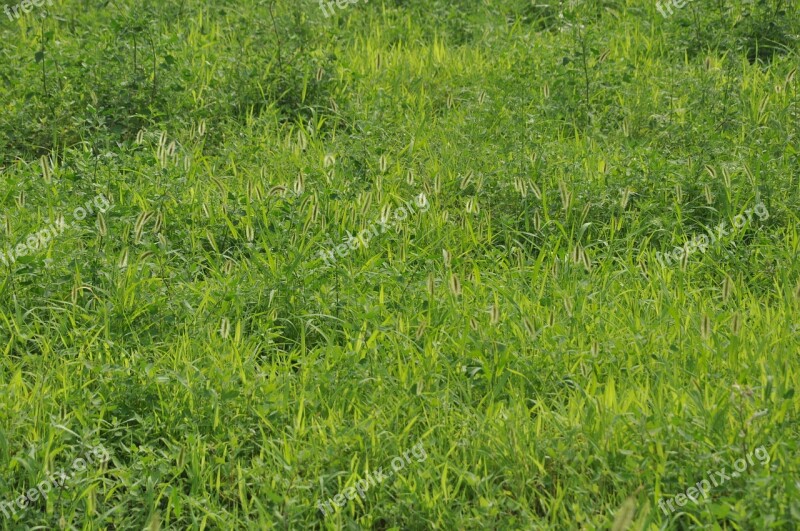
[1,0,799,528]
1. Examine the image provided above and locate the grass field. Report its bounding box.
[1,0,799,529]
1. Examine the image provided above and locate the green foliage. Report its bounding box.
[0,0,799,529]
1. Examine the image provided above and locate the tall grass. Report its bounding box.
[0,0,798,528]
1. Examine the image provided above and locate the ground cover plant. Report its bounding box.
[0,0,799,529]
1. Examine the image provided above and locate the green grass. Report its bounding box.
[1,0,799,529]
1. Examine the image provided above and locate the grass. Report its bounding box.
[0,0,799,529]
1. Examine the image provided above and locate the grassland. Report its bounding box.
[0,0,799,529]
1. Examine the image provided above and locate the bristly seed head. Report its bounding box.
[531,182,542,200]
[134,211,152,244]
[703,184,714,205]
[449,273,461,296]
[701,313,712,340]
[620,188,631,209]
[206,230,218,253]
[580,248,592,272]
[41,155,52,184]
[268,185,287,197]
[571,244,582,265]
[730,312,742,335]
[514,176,528,198]
[563,297,573,317]
[118,248,129,269]
[722,275,734,302]
[97,213,107,237]
[416,320,427,340]
[460,170,474,190]
[523,317,536,337]
[490,301,500,325]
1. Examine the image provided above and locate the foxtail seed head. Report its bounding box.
[41,155,52,184]
[722,275,734,302]
[701,313,712,340]
[449,273,461,296]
